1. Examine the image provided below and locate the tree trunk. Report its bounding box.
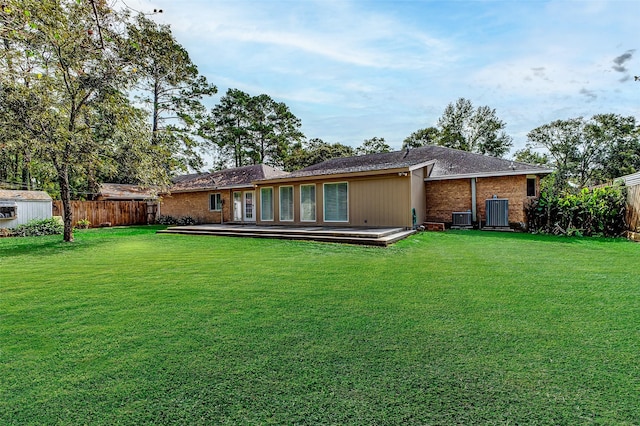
[57,163,74,242]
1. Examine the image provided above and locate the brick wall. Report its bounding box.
[425,175,538,225]
[160,190,230,223]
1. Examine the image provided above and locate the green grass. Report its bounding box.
[1,227,639,425]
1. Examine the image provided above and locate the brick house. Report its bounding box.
[161,146,552,229]
[159,164,288,224]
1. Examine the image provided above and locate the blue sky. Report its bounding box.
[123,0,639,155]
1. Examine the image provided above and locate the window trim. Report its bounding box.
[300,184,316,222]
[323,182,349,223]
[279,185,294,222]
[209,193,222,211]
[260,187,274,222]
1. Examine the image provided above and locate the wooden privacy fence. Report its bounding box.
[53,201,157,227]
[627,185,640,232]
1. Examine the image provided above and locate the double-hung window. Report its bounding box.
[300,184,316,222]
[261,187,274,221]
[323,182,348,222]
[279,186,294,221]
[210,193,222,211]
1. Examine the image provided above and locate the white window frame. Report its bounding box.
[279,186,294,222]
[300,184,316,222]
[323,182,349,223]
[260,187,274,221]
[209,193,222,211]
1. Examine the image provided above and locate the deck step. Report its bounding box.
[157,225,415,246]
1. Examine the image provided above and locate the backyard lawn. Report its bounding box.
[1,226,638,424]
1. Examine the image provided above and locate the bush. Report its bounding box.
[13,218,64,237]
[75,219,91,229]
[156,215,198,226]
[526,183,627,237]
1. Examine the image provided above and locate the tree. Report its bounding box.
[356,137,391,155]
[586,114,640,181]
[126,14,216,173]
[436,98,513,157]
[206,89,303,168]
[284,138,354,171]
[0,0,155,241]
[525,114,639,189]
[206,88,253,168]
[246,94,304,167]
[402,127,439,149]
[526,118,584,190]
[513,147,551,167]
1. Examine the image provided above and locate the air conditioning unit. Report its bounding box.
[452,211,472,227]
[485,198,509,227]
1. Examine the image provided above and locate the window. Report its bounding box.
[261,187,274,221]
[300,184,316,222]
[209,193,222,211]
[279,186,294,221]
[324,182,348,222]
[0,202,17,219]
[527,177,536,197]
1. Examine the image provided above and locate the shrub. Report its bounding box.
[526,183,627,237]
[156,215,197,226]
[13,218,64,237]
[75,219,91,229]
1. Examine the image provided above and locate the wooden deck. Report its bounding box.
[157,224,415,246]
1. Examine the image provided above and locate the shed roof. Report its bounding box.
[98,183,158,200]
[169,164,289,192]
[0,190,52,201]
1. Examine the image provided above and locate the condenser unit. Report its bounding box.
[452,211,472,227]
[485,198,509,227]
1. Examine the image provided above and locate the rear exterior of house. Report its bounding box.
[254,146,550,229]
[0,190,53,229]
[163,146,552,230]
[254,163,430,229]
[160,164,288,224]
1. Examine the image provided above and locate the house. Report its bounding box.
[0,190,53,229]
[253,145,551,229]
[160,164,289,224]
[162,146,552,230]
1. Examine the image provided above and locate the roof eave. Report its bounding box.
[425,168,554,181]
[254,165,418,185]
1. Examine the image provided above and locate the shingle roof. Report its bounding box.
[422,145,552,179]
[170,164,288,192]
[98,183,158,200]
[0,190,52,201]
[259,145,552,181]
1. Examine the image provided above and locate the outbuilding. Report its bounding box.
[0,190,53,229]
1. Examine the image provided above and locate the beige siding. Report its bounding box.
[350,176,411,227]
[411,167,427,225]
[256,174,413,228]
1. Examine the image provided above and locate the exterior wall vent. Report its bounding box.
[452,211,472,227]
[485,198,509,227]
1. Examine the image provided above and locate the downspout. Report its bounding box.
[471,178,477,224]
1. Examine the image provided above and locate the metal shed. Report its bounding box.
[0,190,53,229]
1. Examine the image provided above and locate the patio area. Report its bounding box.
[157,224,416,246]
